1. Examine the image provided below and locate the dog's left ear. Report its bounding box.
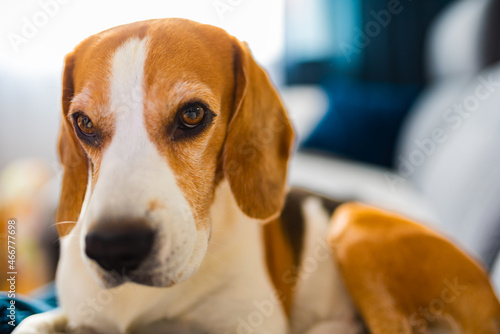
[223,40,294,221]
[56,52,89,236]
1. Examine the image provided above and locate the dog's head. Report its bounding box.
[56,19,293,288]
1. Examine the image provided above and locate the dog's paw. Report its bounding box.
[11,310,68,334]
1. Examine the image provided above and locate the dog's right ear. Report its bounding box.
[56,52,88,237]
[222,40,294,221]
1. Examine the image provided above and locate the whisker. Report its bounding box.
[47,221,79,239]
[51,221,77,226]
[207,240,229,248]
[205,252,228,267]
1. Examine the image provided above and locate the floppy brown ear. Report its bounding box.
[55,52,88,237]
[223,41,294,220]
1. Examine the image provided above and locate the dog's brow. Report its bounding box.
[168,81,219,110]
[70,87,92,111]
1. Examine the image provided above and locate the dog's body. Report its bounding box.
[13,19,500,334]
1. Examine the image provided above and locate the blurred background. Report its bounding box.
[1,0,500,296]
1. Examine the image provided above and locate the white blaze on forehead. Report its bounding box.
[103,37,151,167]
[110,37,148,140]
[89,36,153,213]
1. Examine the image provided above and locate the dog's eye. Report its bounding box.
[171,102,215,141]
[74,114,96,137]
[71,112,101,146]
[179,104,206,128]
[72,112,97,141]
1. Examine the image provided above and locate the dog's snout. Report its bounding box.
[85,225,154,274]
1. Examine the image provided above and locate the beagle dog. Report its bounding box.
[13,19,500,334]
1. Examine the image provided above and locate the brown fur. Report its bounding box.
[263,217,296,317]
[143,21,233,229]
[329,203,500,333]
[226,40,294,220]
[56,52,88,236]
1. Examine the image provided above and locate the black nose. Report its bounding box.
[85,226,154,273]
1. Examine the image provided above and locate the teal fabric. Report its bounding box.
[0,283,57,333]
[302,79,420,167]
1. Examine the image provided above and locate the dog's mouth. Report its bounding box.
[96,267,179,288]
[88,259,187,288]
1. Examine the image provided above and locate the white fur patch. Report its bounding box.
[290,197,359,334]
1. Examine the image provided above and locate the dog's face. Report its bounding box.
[56,19,293,288]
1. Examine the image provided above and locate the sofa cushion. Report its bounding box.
[289,152,438,226]
[302,80,420,168]
[426,0,490,79]
[396,63,500,266]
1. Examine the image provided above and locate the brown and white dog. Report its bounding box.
[13,19,500,334]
